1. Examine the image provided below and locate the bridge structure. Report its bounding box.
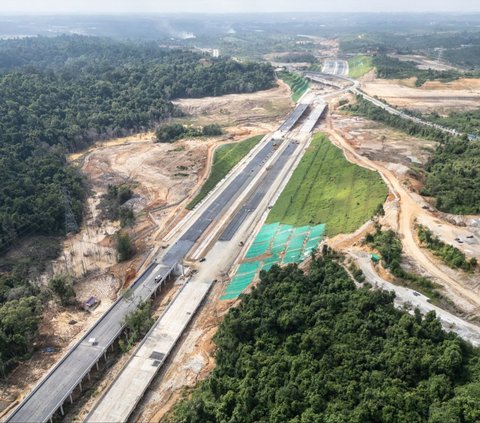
[6,261,176,423]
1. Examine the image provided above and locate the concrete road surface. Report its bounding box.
[5,141,276,423]
[85,280,212,422]
[322,59,349,76]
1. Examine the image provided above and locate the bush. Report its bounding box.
[156,123,190,143]
[0,296,41,375]
[156,123,223,143]
[49,275,76,306]
[98,184,134,225]
[366,227,443,300]
[417,224,477,272]
[202,124,223,136]
[116,232,135,262]
[119,300,153,351]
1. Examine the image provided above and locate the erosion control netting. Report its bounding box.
[221,223,326,300]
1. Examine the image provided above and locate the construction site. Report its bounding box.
[2,47,480,423]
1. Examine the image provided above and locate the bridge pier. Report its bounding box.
[174,263,185,277]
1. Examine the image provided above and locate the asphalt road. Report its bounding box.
[86,135,302,423]
[219,142,298,241]
[7,262,168,423]
[279,103,309,132]
[351,87,460,136]
[7,113,301,423]
[308,65,460,137]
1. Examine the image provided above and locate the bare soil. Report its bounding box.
[173,83,293,135]
[361,77,480,113]
[109,77,480,422]
[326,113,480,315]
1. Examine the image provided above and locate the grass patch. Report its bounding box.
[277,71,309,102]
[266,134,388,236]
[187,135,264,210]
[348,55,373,79]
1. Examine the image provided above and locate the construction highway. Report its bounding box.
[6,91,326,422]
[85,107,322,422]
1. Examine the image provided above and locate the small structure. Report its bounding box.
[371,254,381,263]
[81,296,100,312]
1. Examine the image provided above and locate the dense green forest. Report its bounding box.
[346,96,480,214]
[340,31,480,69]
[444,46,480,70]
[421,139,480,215]
[0,35,275,375]
[169,251,480,423]
[0,36,275,255]
[272,53,317,63]
[425,109,480,138]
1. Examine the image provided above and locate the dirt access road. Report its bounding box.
[350,249,480,346]
[325,121,480,313]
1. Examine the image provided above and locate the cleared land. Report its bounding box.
[187,135,264,209]
[348,55,373,79]
[266,134,388,236]
[277,71,309,102]
[389,54,459,72]
[361,77,480,113]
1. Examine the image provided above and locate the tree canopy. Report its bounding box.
[0,36,275,255]
[169,253,480,423]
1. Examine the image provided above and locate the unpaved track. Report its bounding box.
[325,122,480,311]
[350,249,480,346]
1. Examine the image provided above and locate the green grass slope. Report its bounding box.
[187,135,264,210]
[266,134,388,236]
[348,55,373,79]
[277,71,309,102]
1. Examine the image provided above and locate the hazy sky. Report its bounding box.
[1,0,480,14]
